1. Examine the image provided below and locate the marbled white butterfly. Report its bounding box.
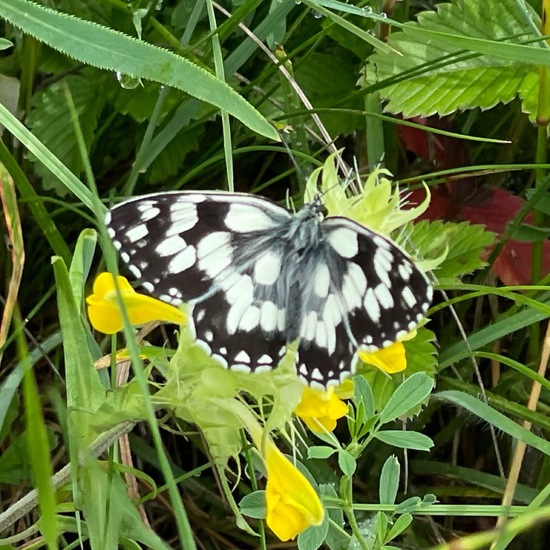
[106,191,432,389]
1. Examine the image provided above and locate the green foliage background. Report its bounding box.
[2,0,550,548]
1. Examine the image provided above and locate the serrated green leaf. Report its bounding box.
[375,430,434,451]
[239,490,266,519]
[378,373,434,425]
[363,0,544,119]
[0,0,278,140]
[411,220,495,282]
[403,327,438,378]
[309,446,336,459]
[379,456,400,505]
[26,74,102,195]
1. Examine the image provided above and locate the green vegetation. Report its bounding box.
[2,0,550,548]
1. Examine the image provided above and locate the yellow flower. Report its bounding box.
[86,272,186,334]
[359,340,407,374]
[265,441,324,541]
[294,386,349,433]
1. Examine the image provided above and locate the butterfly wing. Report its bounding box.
[295,217,432,388]
[106,191,292,372]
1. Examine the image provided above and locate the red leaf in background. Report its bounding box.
[400,117,550,285]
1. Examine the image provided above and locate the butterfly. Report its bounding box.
[106,191,433,389]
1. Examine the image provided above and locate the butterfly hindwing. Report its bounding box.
[295,217,432,387]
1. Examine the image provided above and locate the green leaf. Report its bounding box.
[512,223,550,242]
[403,328,438,378]
[298,512,329,550]
[375,430,434,451]
[320,484,347,550]
[395,496,422,514]
[80,461,171,549]
[437,391,550,455]
[354,375,375,418]
[0,0,278,140]
[439,305,550,368]
[239,490,266,519]
[26,74,102,195]
[338,449,357,477]
[386,514,413,543]
[364,0,544,119]
[53,256,105,445]
[379,456,400,505]
[378,373,434,425]
[411,220,495,283]
[309,446,336,459]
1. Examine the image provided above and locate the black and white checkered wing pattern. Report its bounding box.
[106,191,433,388]
[295,217,432,387]
[106,192,293,372]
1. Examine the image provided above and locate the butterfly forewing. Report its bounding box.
[106,191,433,388]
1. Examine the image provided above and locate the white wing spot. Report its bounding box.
[253,251,282,285]
[374,248,392,287]
[226,275,254,306]
[260,301,278,332]
[195,309,206,322]
[156,235,186,257]
[401,286,417,308]
[142,282,154,293]
[315,320,328,349]
[126,224,148,243]
[219,346,227,355]
[310,368,323,381]
[225,203,277,232]
[239,306,261,331]
[137,206,160,221]
[314,263,331,297]
[121,252,130,263]
[212,354,228,368]
[234,350,251,363]
[327,227,358,258]
[258,354,273,365]
[129,265,141,278]
[204,330,214,342]
[166,204,199,235]
[323,293,342,328]
[197,232,232,278]
[301,311,318,341]
[375,284,394,309]
[168,246,196,275]
[342,272,363,311]
[398,262,412,281]
[363,288,381,322]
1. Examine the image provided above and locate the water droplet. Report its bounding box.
[362,6,372,14]
[313,10,323,18]
[116,71,142,90]
[380,11,388,18]
[295,0,302,4]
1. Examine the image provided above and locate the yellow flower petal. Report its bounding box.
[265,442,324,541]
[359,341,407,373]
[294,387,348,433]
[86,272,186,334]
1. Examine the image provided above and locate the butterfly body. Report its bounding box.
[106,191,432,388]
